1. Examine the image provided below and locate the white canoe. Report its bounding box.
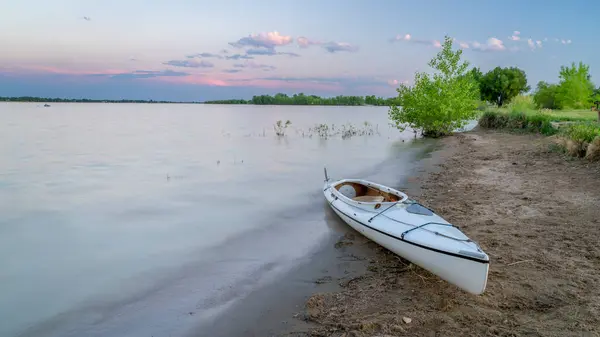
[322,168,489,295]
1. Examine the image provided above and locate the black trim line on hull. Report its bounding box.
[328,201,490,264]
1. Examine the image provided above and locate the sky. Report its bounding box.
[0,0,598,101]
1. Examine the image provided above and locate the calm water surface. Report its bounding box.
[0,103,436,337]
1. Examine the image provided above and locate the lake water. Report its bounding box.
[0,103,439,337]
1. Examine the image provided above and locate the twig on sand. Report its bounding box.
[395,257,430,283]
[507,259,533,266]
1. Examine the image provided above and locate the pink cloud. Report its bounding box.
[297,36,322,48]
[156,75,229,86]
[234,78,341,91]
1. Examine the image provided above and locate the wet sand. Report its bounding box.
[291,129,600,336]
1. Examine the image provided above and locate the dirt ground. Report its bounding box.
[299,129,600,337]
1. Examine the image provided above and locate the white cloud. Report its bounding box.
[229,31,293,49]
[459,42,470,49]
[391,33,444,49]
[232,60,276,71]
[488,37,505,50]
[468,37,505,52]
[163,59,214,68]
[514,31,520,35]
[298,36,358,53]
[322,41,359,53]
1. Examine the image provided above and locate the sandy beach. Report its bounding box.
[286,128,600,336]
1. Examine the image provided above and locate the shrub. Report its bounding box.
[562,123,600,143]
[559,123,600,158]
[506,95,536,113]
[566,139,587,157]
[388,36,479,138]
[525,113,556,135]
[507,111,528,129]
[479,109,556,135]
[585,136,600,160]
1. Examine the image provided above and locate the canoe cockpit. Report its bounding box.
[334,181,406,203]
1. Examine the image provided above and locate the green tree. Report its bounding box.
[532,81,559,109]
[555,62,594,109]
[479,67,530,106]
[388,35,480,138]
[469,67,483,86]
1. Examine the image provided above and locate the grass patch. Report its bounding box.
[479,109,557,135]
[479,109,600,161]
[541,109,599,122]
[488,107,598,122]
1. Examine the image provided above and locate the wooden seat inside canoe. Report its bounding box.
[335,181,400,203]
[353,195,385,202]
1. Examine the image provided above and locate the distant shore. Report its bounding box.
[0,97,200,104]
[1,93,397,106]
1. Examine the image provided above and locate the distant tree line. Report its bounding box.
[204,93,399,106]
[468,62,599,110]
[0,96,197,103]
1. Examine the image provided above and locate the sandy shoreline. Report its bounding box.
[198,139,445,337]
[287,128,600,336]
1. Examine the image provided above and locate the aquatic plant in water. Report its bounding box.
[274,120,292,136]
[300,121,380,139]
